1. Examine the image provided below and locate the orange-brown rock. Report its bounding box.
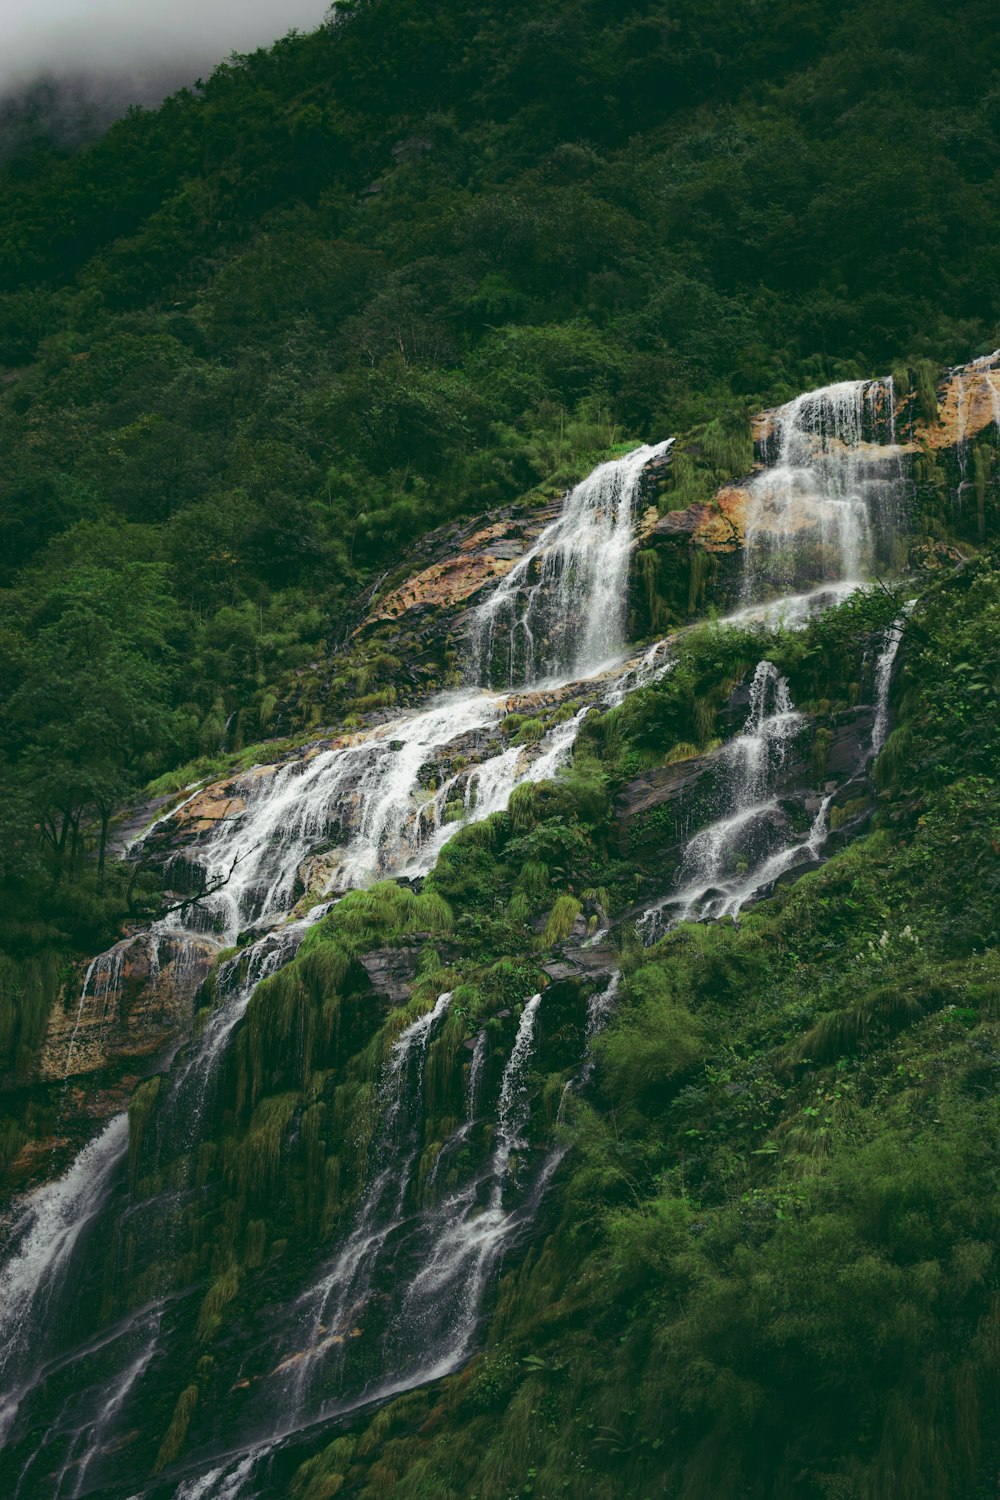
[37,931,219,1083]
[367,548,520,622]
[917,354,1000,450]
[361,502,562,628]
[647,487,749,554]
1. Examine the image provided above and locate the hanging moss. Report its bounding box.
[874,721,914,792]
[915,359,941,424]
[687,546,710,615]
[127,1075,162,1187]
[244,1218,267,1269]
[812,726,834,776]
[508,891,531,924]
[425,1010,468,1123]
[508,781,538,832]
[0,949,62,1078]
[230,1092,299,1203]
[236,944,349,1111]
[636,547,664,632]
[319,882,454,950]
[322,1154,343,1235]
[154,1383,199,1472]
[196,1263,240,1341]
[291,1435,358,1500]
[973,443,993,540]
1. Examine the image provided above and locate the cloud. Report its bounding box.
[0,1,329,95]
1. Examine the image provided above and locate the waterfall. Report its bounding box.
[465,1030,487,1119]
[638,661,812,941]
[743,378,900,605]
[586,971,620,1040]
[200,990,550,1487]
[2,397,916,1495]
[0,1115,129,1444]
[470,442,672,687]
[288,991,456,1388]
[1,439,677,1495]
[871,611,911,756]
[386,993,546,1375]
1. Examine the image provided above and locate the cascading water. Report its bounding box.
[183,993,554,1499]
[1,442,679,1497]
[285,992,545,1403]
[638,661,810,941]
[870,606,913,757]
[470,441,672,687]
[743,377,900,606]
[0,1115,129,1445]
[0,395,912,1497]
[632,376,911,948]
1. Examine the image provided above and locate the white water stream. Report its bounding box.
[0,1115,129,1445]
[637,379,907,945]
[744,378,900,602]
[0,397,913,1495]
[471,440,672,686]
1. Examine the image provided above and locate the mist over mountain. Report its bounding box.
[0,70,194,159]
[0,0,328,155]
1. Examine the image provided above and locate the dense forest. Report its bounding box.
[1,0,999,1495]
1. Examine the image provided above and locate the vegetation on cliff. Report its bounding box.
[281,551,1000,1500]
[1,1,1000,1495]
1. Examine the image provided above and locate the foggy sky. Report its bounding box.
[0,1,329,95]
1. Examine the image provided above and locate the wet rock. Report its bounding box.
[913,351,1000,451]
[37,931,219,1084]
[615,702,875,876]
[641,485,749,554]
[357,946,425,1005]
[542,945,618,985]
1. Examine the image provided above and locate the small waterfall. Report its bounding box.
[465,1030,487,1119]
[491,994,541,1188]
[470,442,672,686]
[871,610,911,756]
[167,908,329,1147]
[744,378,900,604]
[388,994,546,1373]
[62,945,128,1076]
[638,661,810,940]
[248,992,552,1459]
[570,971,621,1090]
[49,1307,162,1500]
[0,1115,129,1444]
[585,971,620,1041]
[286,993,455,1395]
[161,690,619,944]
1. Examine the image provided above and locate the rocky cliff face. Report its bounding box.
[8,354,997,1199]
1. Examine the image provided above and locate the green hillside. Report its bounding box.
[1,2,999,1496]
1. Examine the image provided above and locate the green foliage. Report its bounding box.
[0,949,61,1077]
[154,1383,199,1472]
[312,547,1000,1499]
[127,1075,161,1186]
[1,0,1000,1487]
[542,895,582,946]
